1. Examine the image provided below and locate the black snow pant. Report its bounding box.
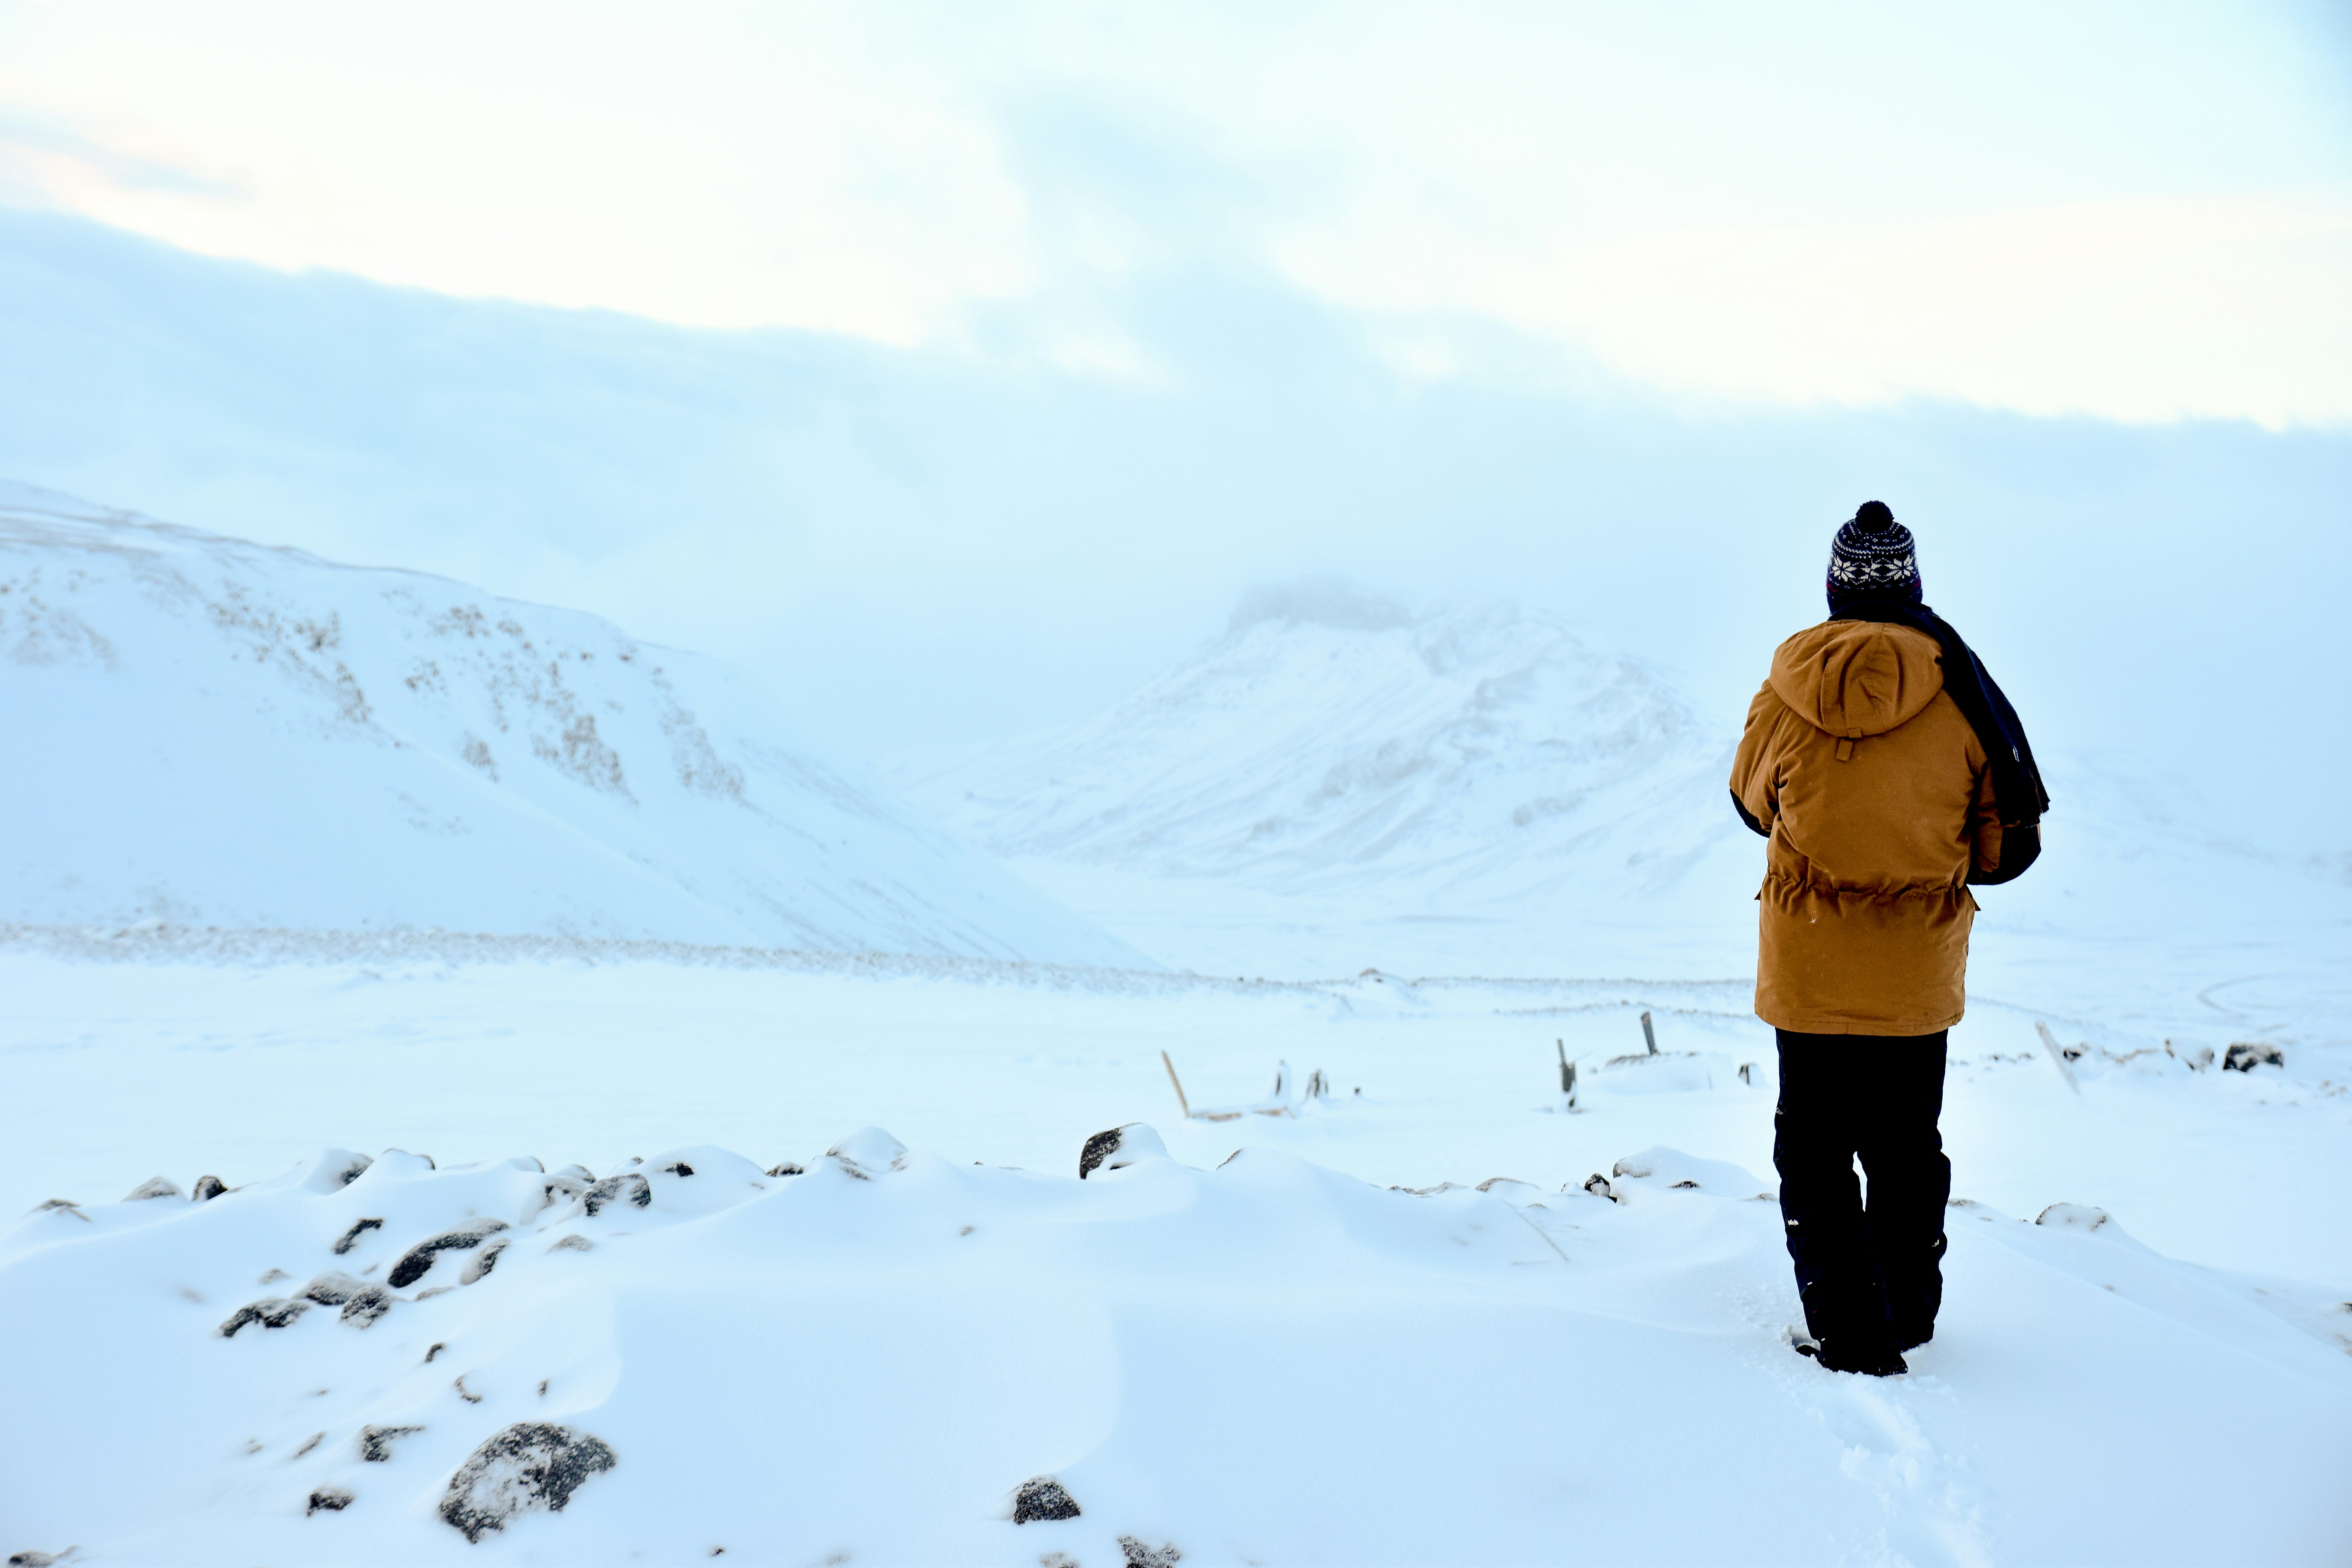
[1773,1029,1951,1352]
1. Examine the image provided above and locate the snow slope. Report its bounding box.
[0,480,1145,965]
[5,1114,2347,1566]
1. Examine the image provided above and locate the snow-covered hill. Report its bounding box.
[901,581,1741,905]
[0,480,1146,966]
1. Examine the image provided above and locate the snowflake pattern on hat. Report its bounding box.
[1827,509,1920,597]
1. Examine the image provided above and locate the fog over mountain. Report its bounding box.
[1,205,2345,859]
[903,582,1737,903]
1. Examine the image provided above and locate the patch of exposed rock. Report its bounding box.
[359,1424,425,1462]
[438,1423,618,1543]
[388,1220,511,1287]
[332,1217,383,1255]
[1079,1123,1167,1180]
[458,1238,511,1285]
[218,1297,310,1337]
[583,1174,650,1216]
[1013,1475,1082,1523]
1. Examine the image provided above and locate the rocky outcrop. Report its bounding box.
[332,1218,384,1255]
[1079,1123,1167,1179]
[438,1423,618,1543]
[296,1272,369,1306]
[387,1220,511,1287]
[192,1176,226,1202]
[2223,1042,2285,1073]
[123,1177,183,1201]
[359,1424,425,1462]
[583,1174,650,1216]
[1013,1475,1082,1523]
[458,1238,510,1285]
[306,1486,354,1515]
[340,1287,394,1328]
[218,1297,310,1336]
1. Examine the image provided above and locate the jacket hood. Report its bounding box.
[1769,619,1944,738]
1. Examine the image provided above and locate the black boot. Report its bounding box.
[1813,1335,1908,1376]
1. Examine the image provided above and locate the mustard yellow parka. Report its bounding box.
[1730,619,2008,1036]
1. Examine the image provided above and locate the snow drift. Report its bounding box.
[0,480,1145,965]
[4,1128,2346,1566]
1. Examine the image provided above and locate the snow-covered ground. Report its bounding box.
[6,491,2349,1563]
[4,951,2349,1564]
[0,480,1140,965]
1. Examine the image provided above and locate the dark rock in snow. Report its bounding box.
[30,1200,88,1221]
[1079,1123,1167,1179]
[1119,1535,1183,1567]
[306,1486,354,1515]
[537,1175,588,1213]
[548,1234,595,1253]
[218,1297,311,1336]
[766,1163,804,1178]
[1013,1475,1082,1523]
[388,1219,511,1287]
[9,1550,73,1566]
[438,1422,619,1543]
[359,1424,426,1462]
[325,1152,373,1187]
[340,1286,394,1328]
[332,1217,385,1255]
[1582,1174,1615,1200]
[584,1173,651,1216]
[458,1237,510,1284]
[258,1268,291,1285]
[290,1432,324,1459]
[2035,1202,2112,1232]
[192,1176,226,1202]
[661,1160,695,1177]
[2224,1041,2285,1073]
[124,1176,183,1201]
[298,1272,370,1306]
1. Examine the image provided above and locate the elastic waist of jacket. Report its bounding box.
[1760,869,1968,903]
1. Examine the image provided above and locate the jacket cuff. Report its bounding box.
[1729,788,1770,839]
[1967,820,2041,886]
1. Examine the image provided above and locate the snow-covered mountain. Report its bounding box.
[0,481,1146,966]
[900,581,1740,906]
[898,581,2352,1011]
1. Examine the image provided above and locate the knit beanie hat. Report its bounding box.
[1826,500,1921,603]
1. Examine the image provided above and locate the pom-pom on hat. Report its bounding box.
[1827,499,1920,603]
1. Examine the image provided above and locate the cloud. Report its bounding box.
[0,1,2345,420]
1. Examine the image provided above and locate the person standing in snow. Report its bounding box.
[1729,501,2047,1376]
